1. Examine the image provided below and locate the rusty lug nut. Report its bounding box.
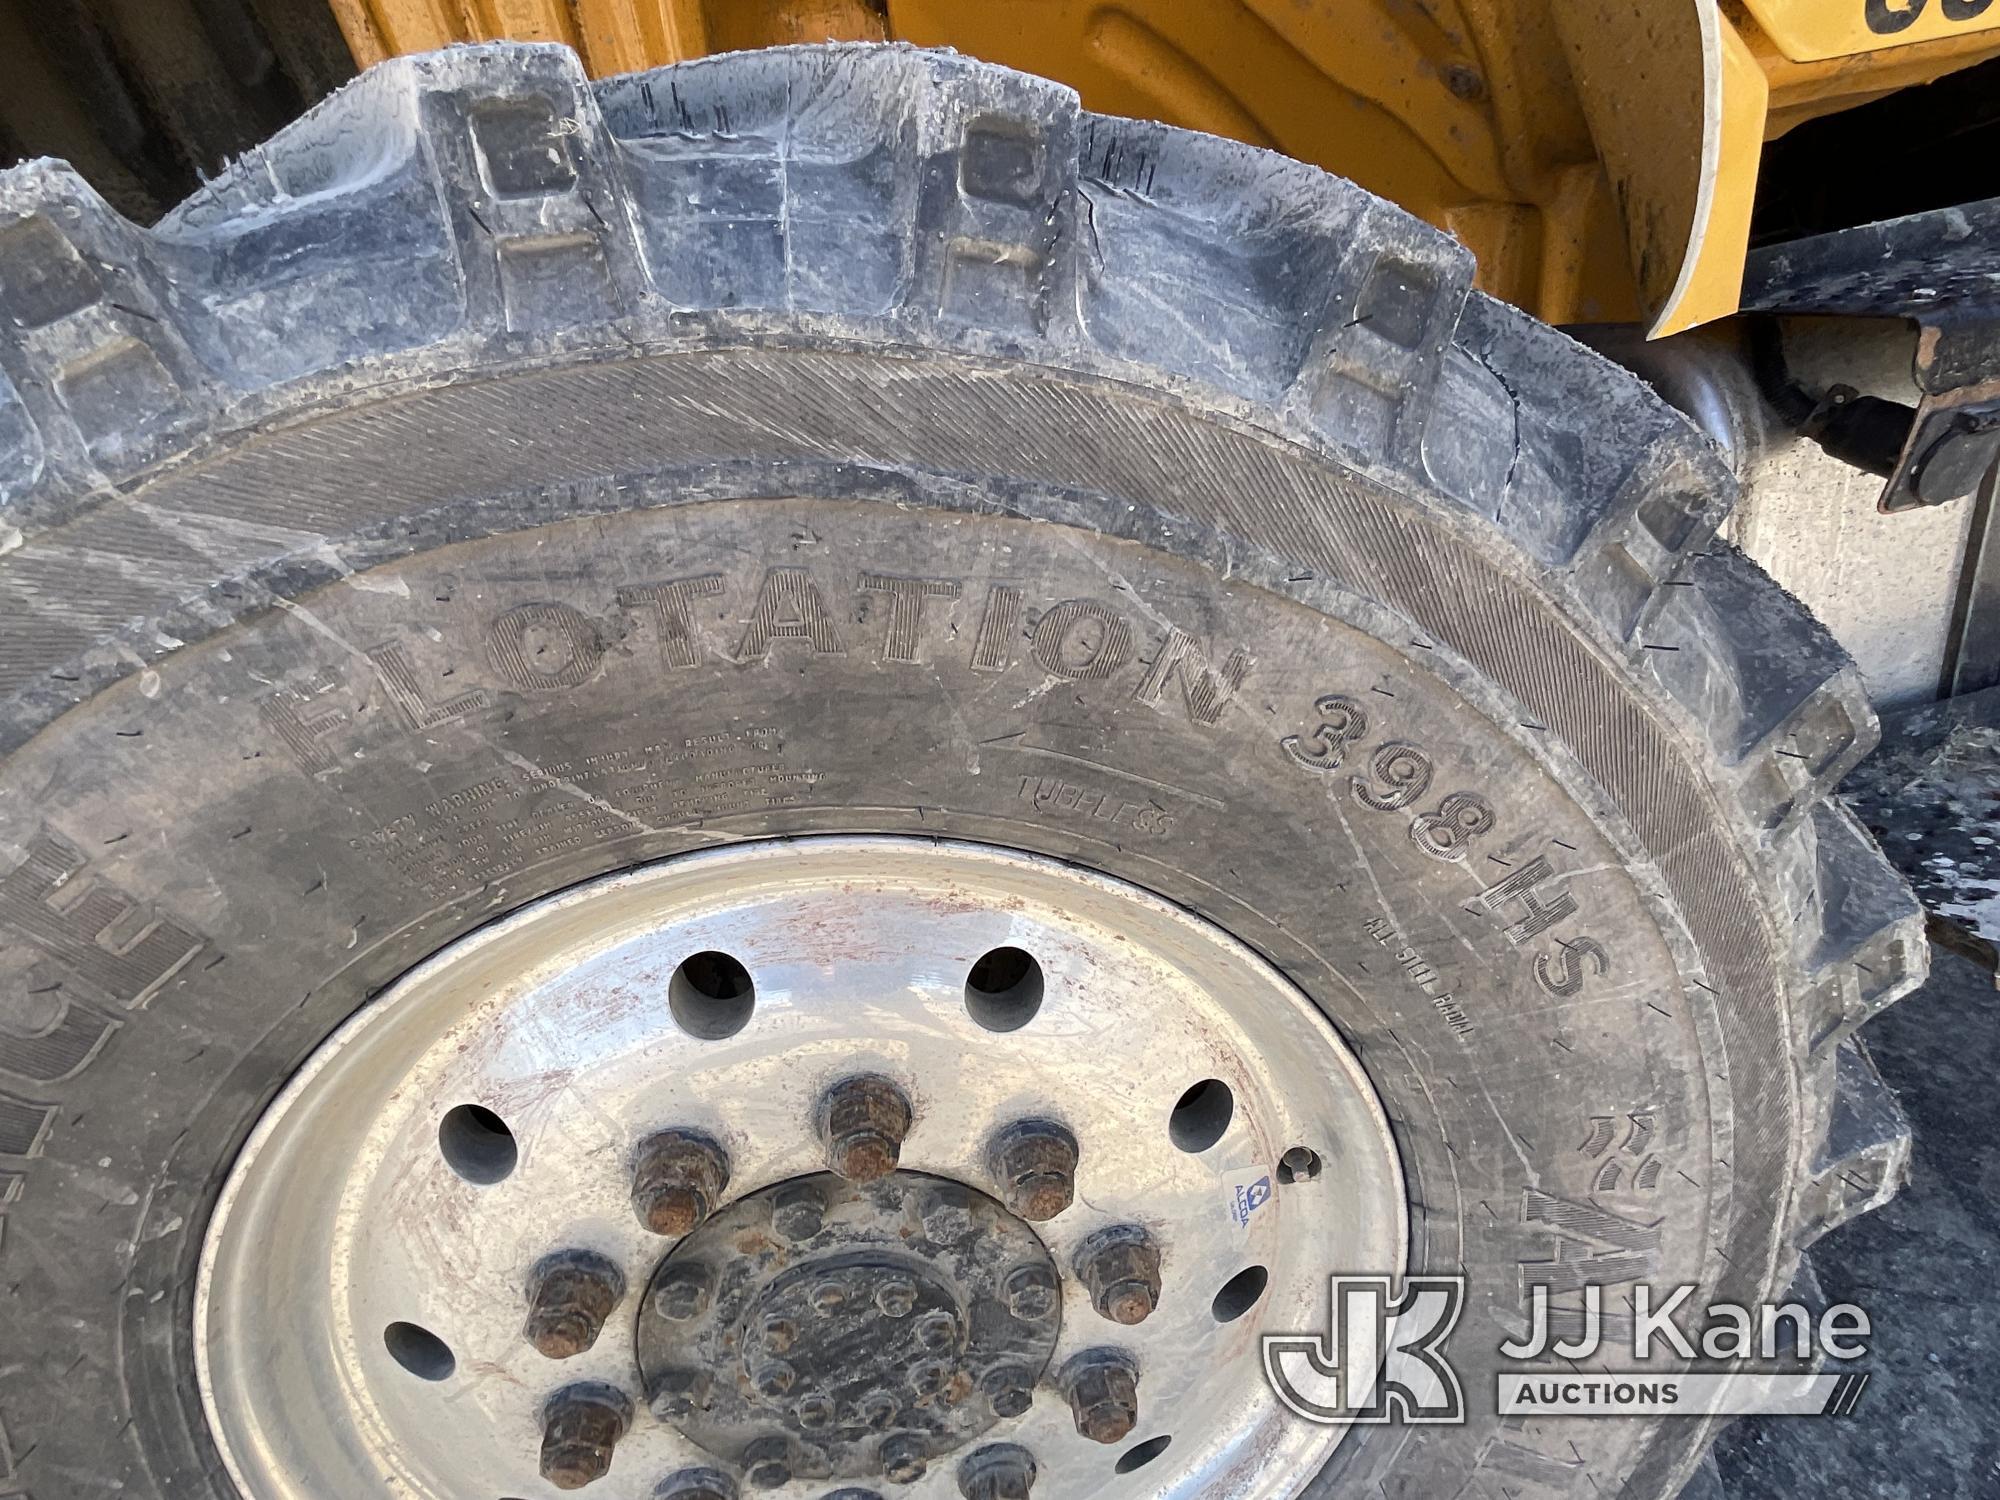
[653,1263,714,1323]
[743,1436,792,1490]
[771,1181,826,1242]
[1060,1352,1139,1445]
[540,1385,632,1491]
[1074,1224,1162,1326]
[524,1252,626,1360]
[1002,1264,1059,1323]
[958,1444,1038,1500]
[631,1129,731,1237]
[817,1075,912,1182]
[988,1120,1079,1223]
[656,1467,737,1500]
[880,1433,929,1485]
[981,1365,1036,1419]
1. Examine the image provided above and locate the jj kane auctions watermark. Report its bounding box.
[1262,1277,1873,1424]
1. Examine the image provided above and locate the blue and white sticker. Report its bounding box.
[1225,1167,1274,1230]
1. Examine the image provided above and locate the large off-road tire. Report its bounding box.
[0,42,1924,1500]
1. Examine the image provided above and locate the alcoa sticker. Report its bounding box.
[1226,1168,1274,1230]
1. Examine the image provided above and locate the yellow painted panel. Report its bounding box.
[1739,0,2000,63]
[1654,13,1767,336]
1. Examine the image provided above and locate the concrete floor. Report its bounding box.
[1714,947,2000,1498]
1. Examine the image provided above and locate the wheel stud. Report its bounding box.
[959,1444,1038,1500]
[656,1468,736,1500]
[631,1129,730,1237]
[1060,1352,1139,1445]
[880,1433,929,1484]
[987,1120,1078,1222]
[1074,1225,1162,1326]
[523,1252,625,1359]
[818,1075,913,1182]
[539,1385,631,1490]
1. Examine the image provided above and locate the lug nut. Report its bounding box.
[752,1359,797,1398]
[540,1385,632,1490]
[981,1365,1036,1419]
[915,1308,960,1351]
[771,1181,826,1242]
[880,1433,929,1484]
[876,1275,918,1317]
[656,1468,737,1500]
[1003,1264,1059,1323]
[743,1436,792,1490]
[1060,1352,1139,1445]
[1074,1224,1162,1326]
[794,1392,837,1430]
[959,1444,1038,1500]
[857,1388,901,1429]
[818,1075,912,1182]
[653,1263,714,1322]
[631,1129,731,1237]
[761,1316,798,1354]
[524,1252,626,1360]
[909,1358,953,1399]
[988,1120,1078,1222]
[920,1186,977,1245]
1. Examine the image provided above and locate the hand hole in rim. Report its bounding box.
[1115,1435,1173,1474]
[1211,1265,1271,1323]
[1277,1145,1323,1184]
[964,945,1045,1032]
[1168,1079,1235,1153]
[437,1103,517,1185]
[668,949,756,1040]
[382,1321,455,1381]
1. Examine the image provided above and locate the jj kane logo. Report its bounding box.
[1264,1278,1873,1424]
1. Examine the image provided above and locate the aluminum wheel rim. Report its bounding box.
[196,836,1407,1499]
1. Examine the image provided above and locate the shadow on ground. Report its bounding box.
[1714,947,2000,1498]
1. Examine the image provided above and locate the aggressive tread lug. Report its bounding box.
[1795,1036,1912,1250]
[1795,800,1929,1056]
[1642,544,1878,838]
[0,163,219,515]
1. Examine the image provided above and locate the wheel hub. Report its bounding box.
[196,838,1406,1498]
[639,1171,1063,1481]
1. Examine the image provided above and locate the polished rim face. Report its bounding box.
[196,837,1406,1500]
